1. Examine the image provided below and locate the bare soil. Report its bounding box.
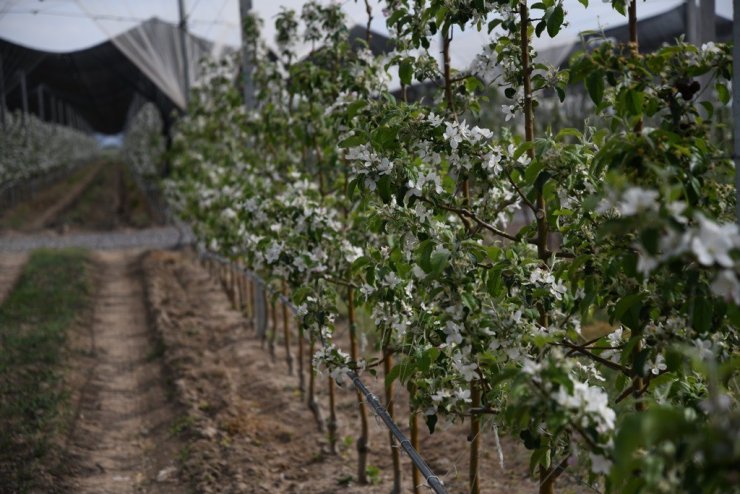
[143,250,592,494]
[49,164,159,232]
[64,250,185,494]
[1,162,159,235]
[0,165,96,232]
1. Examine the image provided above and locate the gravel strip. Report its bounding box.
[0,226,194,252]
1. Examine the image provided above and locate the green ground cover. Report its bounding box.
[0,249,92,493]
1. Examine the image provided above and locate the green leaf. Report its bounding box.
[555,85,566,102]
[557,128,582,140]
[377,175,393,203]
[386,9,405,27]
[338,134,366,148]
[415,239,434,273]
[514,141,535,161]
[461,292,478,312]
[347,177,359,200]
[528,446,550,475]
[425,413,438,434]
[520,429,542,450]
[625,89,644,115]
[385,364,401,387]
[351,255,372,273]
[486,246,501,261]
[399,59,413,86]
[487,270,504,297]
[464,76,483,93]
[429,248,449,275]
[347,100,367,119]
[716,83,730,105]
[586,71,605,105]
[578,0,588,6]
[546,5,564,38]
[535,20,547,38]
[612,293,643,329]
[691,295,713,333]
[373,126,398,150]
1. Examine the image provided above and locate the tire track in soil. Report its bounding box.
[67,250,183,494]
[0,252,29,303]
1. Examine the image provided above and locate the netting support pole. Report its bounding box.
[238,0,255,109]
[178,0,190,108]
[19,70,28,126]
[734,0,740,223]
[0,52,6,131]
[37,85,44,122]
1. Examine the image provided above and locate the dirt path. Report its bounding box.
[29,163,102,230]
[0,252,29,303]
[67,250,184,493]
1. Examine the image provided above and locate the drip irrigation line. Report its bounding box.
[346,370,448,494]
[197,248,448,494]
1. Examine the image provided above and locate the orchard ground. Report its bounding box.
[0,162,592,493]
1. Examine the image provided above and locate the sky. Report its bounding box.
[0,0,734,67]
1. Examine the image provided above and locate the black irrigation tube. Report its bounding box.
[198,248,448,494]
[346,370,447,494]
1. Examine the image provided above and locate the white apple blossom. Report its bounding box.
[709,269,740,304]
[426,112,444,127]
[649,354,667,375]
[589,453,612,475]
[694,338,714,361]
[554,380,616,435]
[265,241,283,264]
[444,320,463,345]
[443,123,464,149]
[383,271,403,288]
[618,187,659,216]
[222,207,237,220]
[691,214,740,268]
[451,349,478,382]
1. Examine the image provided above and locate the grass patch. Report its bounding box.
[0,248,92,493]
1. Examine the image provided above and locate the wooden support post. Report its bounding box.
[410,383,421,494]
[307,335,324,431]
[298,319,306,397]
[269,298,277,361]
[469,381,481,494]
[348,287,369,483]
[383,334,402,494]
[327,376,338,454]
[281,280,293,374]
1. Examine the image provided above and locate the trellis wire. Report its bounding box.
[198,249,448,494]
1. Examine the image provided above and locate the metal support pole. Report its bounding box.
[734,0,740,222]
[687,0,716,44]
[50,95,56,124]
[0,52,6,130]
[177,0,191,108]
[700,0,716,44]
[37,85,44,121]
[19,70,28,125]
[238,0,255,109]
